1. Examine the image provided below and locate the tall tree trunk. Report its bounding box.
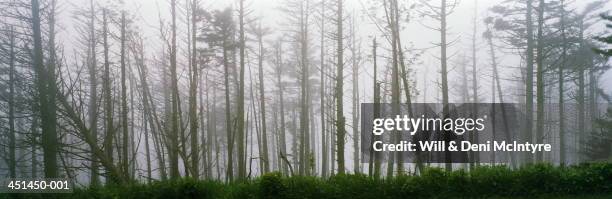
[470,0,480,168]
[577,20,585,162]
[137,51,151,181]
[47,0,59,179]
[558,0,567,165]
[335,0,346,175]
[120,11,130,179]
[588,65,597,132]
[101,9,115,183]
[257,25,270,173]
[370,38,382,178]
[396,30,416,173]
[299,0,312,176]
[275,41,289,175]
[88,0,99,185]
[309,90,316,175]
[237,0,247,179]
[223,40,234,181]
[384,0,403,176]
[524,0,535,165]
[440,0,452,172]
[203,73,211,179]
[8,26,16,178]
[330,65,336,175]
[129,70,136,179]
[144,111,151,182]
[189,0,200,179]
[535,0,545,162]
[32,0,58,178]
[249,67,263,175]
[205,82,215,179]
[292,108,299,173]
[350,17,360,174]
[169,0,181,179]
[319,0,328,178]
[163,62,173,180]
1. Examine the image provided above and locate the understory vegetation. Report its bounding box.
[3,163,611,199]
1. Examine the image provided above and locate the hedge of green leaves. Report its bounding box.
[4,162,611,199]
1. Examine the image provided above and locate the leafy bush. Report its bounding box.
[3,162,611,199]
[259,172,286,198]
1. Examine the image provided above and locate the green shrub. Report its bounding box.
[3,162,611,199]
[259,172,286,198]
[468,165,515,196]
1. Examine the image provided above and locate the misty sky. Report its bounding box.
[55,0,612,105]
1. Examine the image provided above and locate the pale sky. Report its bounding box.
[56,0,612,105]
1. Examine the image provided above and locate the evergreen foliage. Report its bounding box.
[4,163,611,199]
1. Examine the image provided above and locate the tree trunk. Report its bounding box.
[101,9,115,183]
[257,25,270,173]
[8,26,16,178]
[120,11,130,179]
[383,0,400,176]
[237,0,247,179]
[298,0,312,176]
[371,38,382,178]
[470,0,480,168]
[350,17,360,174]
[319,0,328,178]
[32,0,58,178]
[169,0,181,179]
[335,0,346,175]
[88,0,99,185]
[439,0,452,172]
[223,40,234,181]
[558,0,566,165]
[275,41,289,175]
[31,113,38,178]
[535,0,545,163]
[189,0,200,179]
[524,0,535,165]
[577,20,585,162]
